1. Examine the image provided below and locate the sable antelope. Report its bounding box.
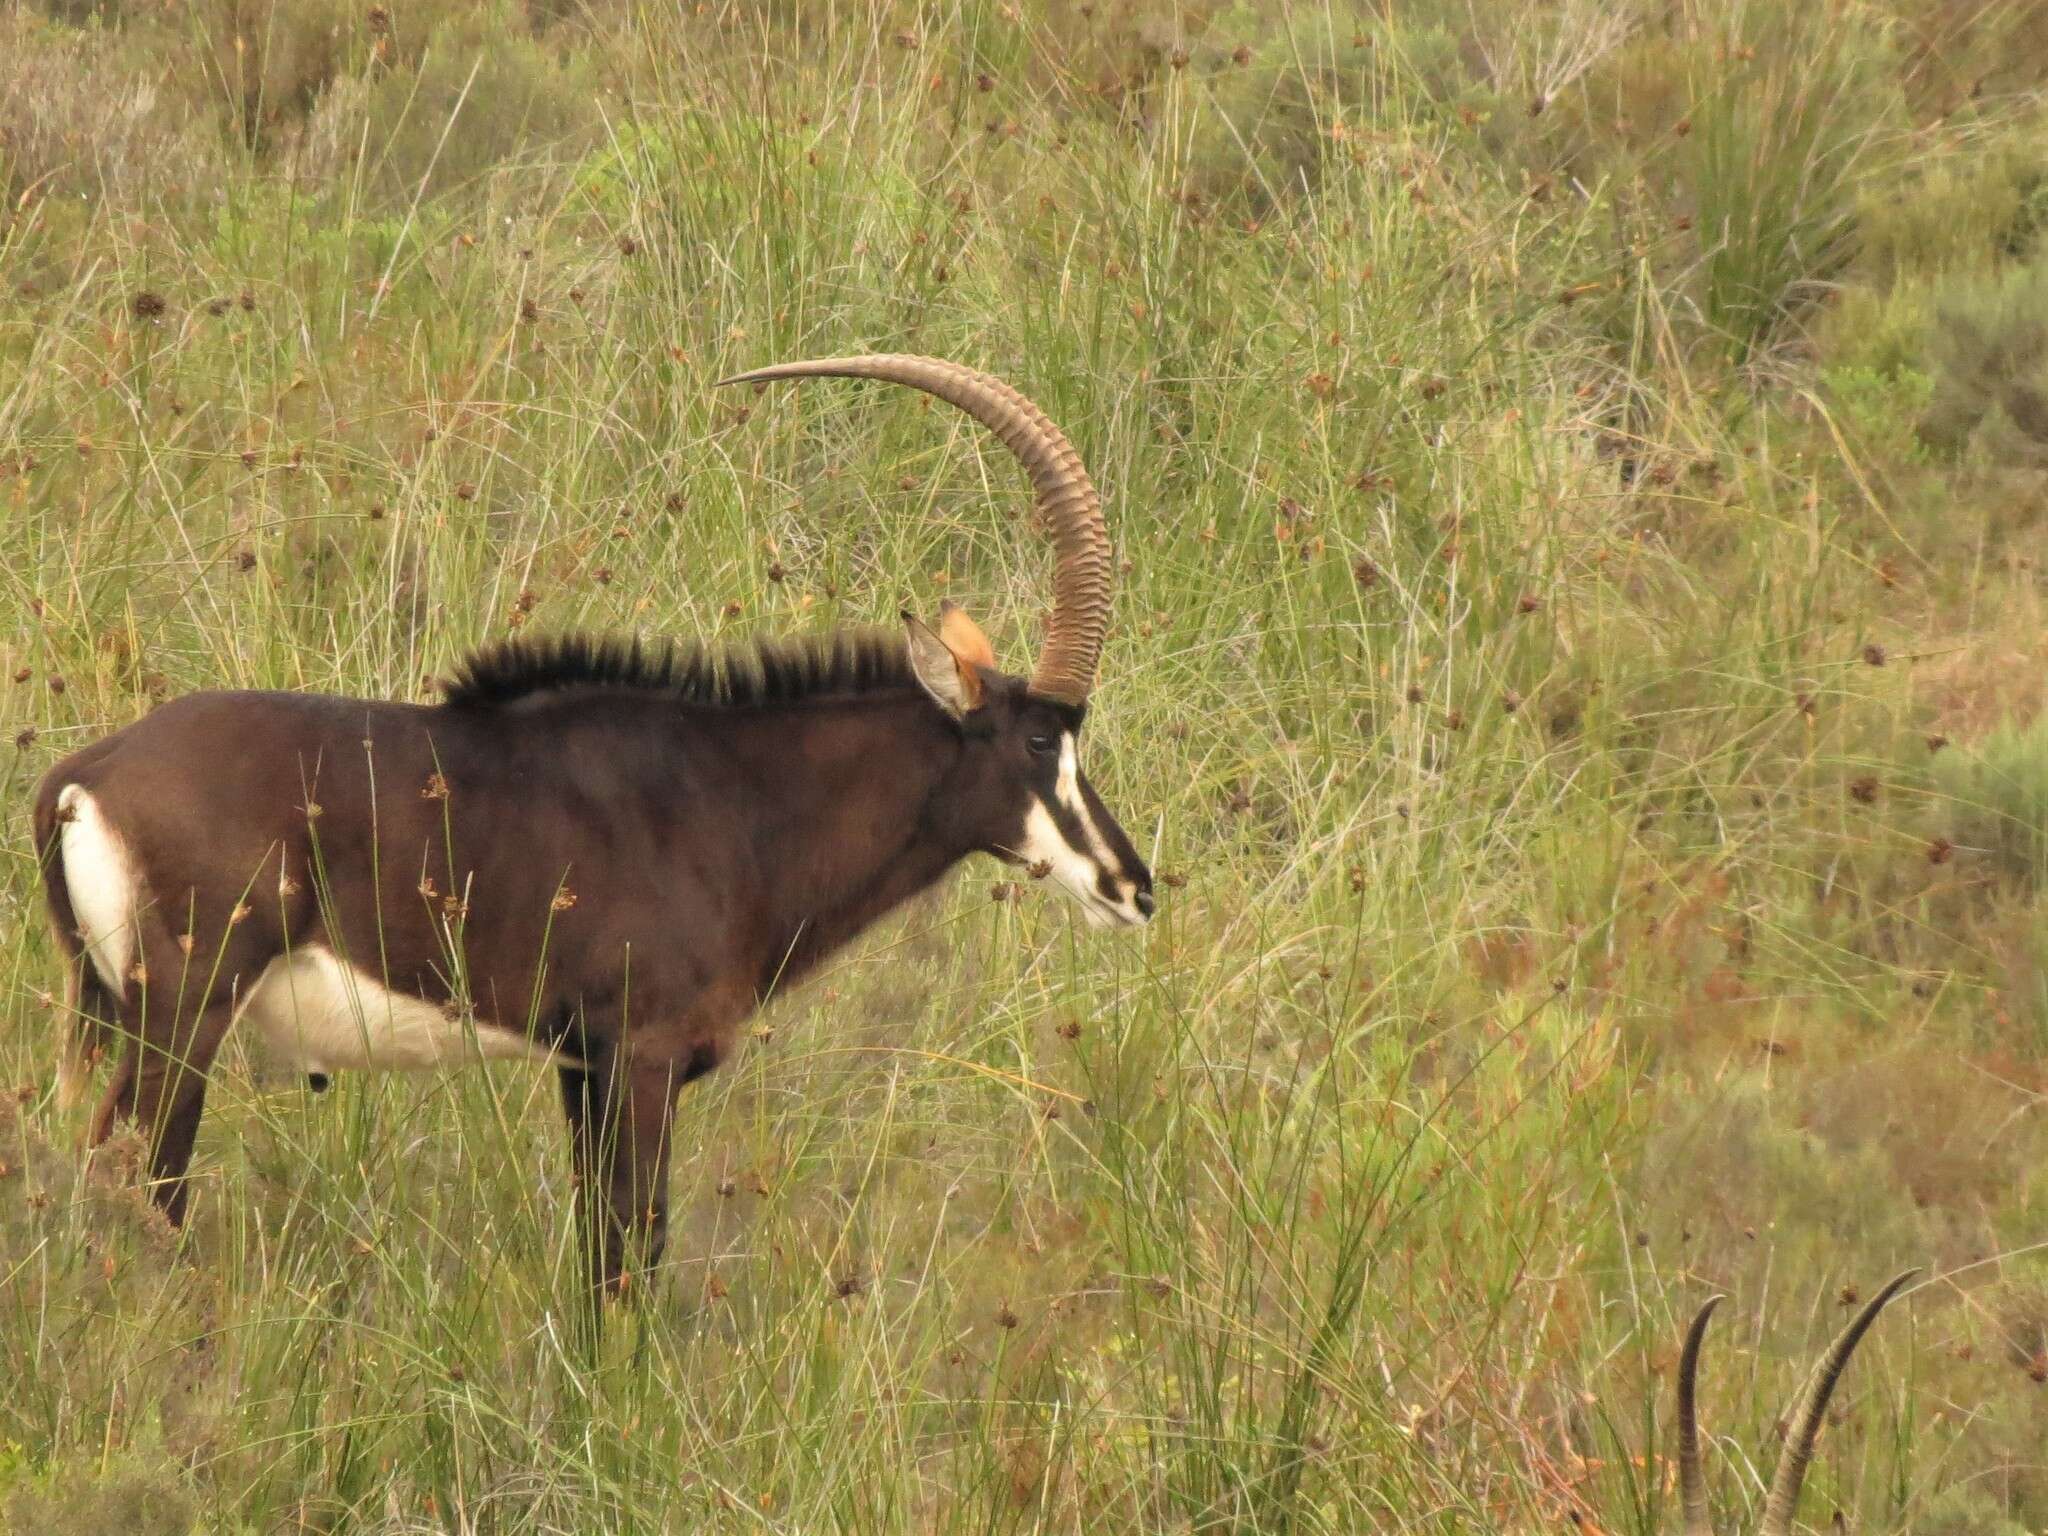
[1674,1270,1917,1534]
[31,355,1155,1290]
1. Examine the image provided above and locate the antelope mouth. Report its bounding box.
[994,846,1149,929]
[1088,886,1152,928]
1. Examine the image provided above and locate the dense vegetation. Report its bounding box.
[3,0,2047,1530]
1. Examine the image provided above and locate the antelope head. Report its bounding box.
[718,354,1156,929]
[1676,1270,1918,1535]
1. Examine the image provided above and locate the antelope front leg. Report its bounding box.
[560,1051,680,1296]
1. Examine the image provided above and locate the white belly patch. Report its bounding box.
[236,945,570,1074]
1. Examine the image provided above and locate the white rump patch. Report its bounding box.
[237,945,571,1074]
[57,785,142,1001]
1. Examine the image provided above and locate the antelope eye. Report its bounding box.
[1026,733,1057,756]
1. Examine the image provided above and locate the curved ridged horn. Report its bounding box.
[715,354,1111,706]
[1758,1269,1918,1536]
[1676,1295,1724,1536]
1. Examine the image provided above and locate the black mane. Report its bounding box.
[441,629,917,710]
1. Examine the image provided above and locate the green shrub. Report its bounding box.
[1823,360,1936,463]
[1857,125,2048,281]
[1911,1485,2033,1536]
[344,3,608,204]
[0,11,223,201]
[192,0,358,147]
[1934,713,2048,886]
[2,1458,197,1536]
[1821,279,1935,378]
[1920,259,2048,466]
[1176,8,1397,212]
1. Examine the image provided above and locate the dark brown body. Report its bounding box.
[31,635,1144,1290]
[39,679,972,1036]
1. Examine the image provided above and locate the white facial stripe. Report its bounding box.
[1055,734,1115,867]
[1015,733,1144,928]
[1056,734,1082,812]
[1019,801,1119,929]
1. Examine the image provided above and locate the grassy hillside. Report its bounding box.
[2,1,2047,1530]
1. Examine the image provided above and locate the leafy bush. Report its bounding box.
[194,0,358,147]
[1912,1485,2034,1536]
[0,11,223,201]
[2,1457,198,1536]
[1166,8,1432,214]
[1856,125,2048,280]
[334,2,609,204]
[1823,360,1936,464]
[1920,259,2048,467]
[1934,713,2048,886]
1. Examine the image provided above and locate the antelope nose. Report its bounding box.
[1134,888,1156,918]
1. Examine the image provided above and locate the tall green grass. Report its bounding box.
[2,0,2046,1530]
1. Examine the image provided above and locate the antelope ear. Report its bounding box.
[938,599,998,671]
[903,611,985,720]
